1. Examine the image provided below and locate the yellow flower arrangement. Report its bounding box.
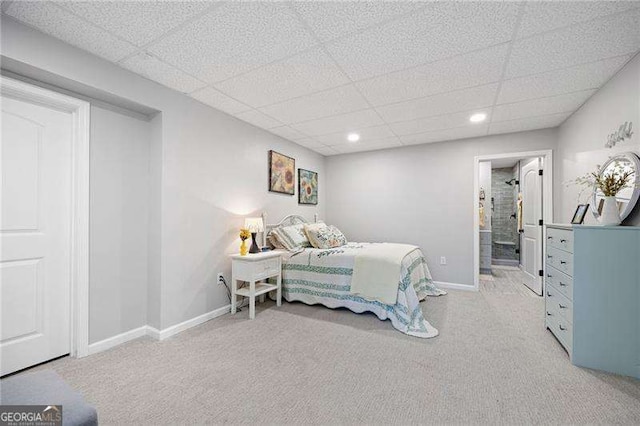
[239,228,251,241]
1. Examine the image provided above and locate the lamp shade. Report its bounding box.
[244,217,264,233]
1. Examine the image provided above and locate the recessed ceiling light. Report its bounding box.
[469,113,487,123]
[347,132,360,142]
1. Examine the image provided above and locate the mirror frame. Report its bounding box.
[591,152,640,222]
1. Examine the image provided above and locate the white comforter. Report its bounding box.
[279,243,446,338]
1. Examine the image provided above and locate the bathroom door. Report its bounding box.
[521,158,543,295]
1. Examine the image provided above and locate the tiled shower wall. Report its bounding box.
[491,166,520,261]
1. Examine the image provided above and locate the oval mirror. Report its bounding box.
[591,152,640,222]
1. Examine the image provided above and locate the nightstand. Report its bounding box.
[230,251,282,319]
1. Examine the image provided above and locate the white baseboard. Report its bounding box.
[87,326,148,355]
[434,281,478,292]
[87,299,250,354]
[153,304,230,341]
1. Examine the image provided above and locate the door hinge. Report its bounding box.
[538,169,543,176]
[539,269,544,277]
[539,219,543,226]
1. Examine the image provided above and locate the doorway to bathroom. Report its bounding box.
[473,150,553,295]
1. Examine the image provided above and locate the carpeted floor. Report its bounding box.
[18,275,640,424]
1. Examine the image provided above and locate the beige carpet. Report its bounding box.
[17,280,640,424]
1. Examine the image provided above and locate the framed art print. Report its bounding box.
[571,204,589,224]
[298,169,318,205]
[268,150,295,195]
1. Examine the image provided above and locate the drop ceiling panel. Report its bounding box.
[492,90,596,123]
[376,84,498,124]
[314,146,339,156]
[400,125,489,146]
[234,110,283,130]
[518,1,639,39]
[292,138,327,149]
[120,52,206,94]
[214,48,350,108]
[5,1,640,158]
[332,138,403,154]
[327,2,520,81]
[291,1,421,42]
[390,110,490,137]
[506,10,640,78]
[190,87,252,115]
[356,44,508,106]
[498,55,631,104]
[315,125,397,147]
[147,2,318,84]
[488,113,571,135]
[258,85,369,124]
[5,2,137,62]
[59,1,214,47]
[268,126,309,142]
[290,109,385,137]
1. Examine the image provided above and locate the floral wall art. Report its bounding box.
[298,169,318,205]
[268,150,295,195]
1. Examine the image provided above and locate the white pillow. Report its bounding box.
[271,223,311,252]
[304,224,347,249]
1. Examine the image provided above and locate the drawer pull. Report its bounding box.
[547,255,553,259]
[547,274,552,278]
[547,236,553,240]
[559,325,567,331]
[546,311,552,316]
[560,239,567,243]
[559,282,566,287]
[559,304,567,309]
[560,261,567,265]
[547,292,552,297]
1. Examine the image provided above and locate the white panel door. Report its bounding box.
[521,158,543,295]
[1,95,73,376]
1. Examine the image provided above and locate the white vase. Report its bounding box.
[600,196,621,226]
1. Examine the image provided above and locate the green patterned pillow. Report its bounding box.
[305,224,347,249]
[271,224,311,251]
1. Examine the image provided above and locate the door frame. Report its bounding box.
[1,76,90,358]
[473,149,553,292]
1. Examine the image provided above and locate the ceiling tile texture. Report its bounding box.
[5,1,639,156]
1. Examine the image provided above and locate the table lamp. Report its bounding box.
[244,217,264,254]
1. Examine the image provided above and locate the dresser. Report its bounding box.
[545,224,640,379]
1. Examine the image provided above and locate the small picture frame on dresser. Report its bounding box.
[571,204,589,224]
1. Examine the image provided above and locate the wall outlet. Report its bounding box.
[440,256,447,265]
[217,273,224,285]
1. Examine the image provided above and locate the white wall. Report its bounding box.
[556,54,640,225]
[325,130,557,287]
[1,18,325,336]
[89,106,151,343]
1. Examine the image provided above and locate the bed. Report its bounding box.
[263,214,446,338]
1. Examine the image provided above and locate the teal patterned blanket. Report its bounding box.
[281,243,446,338]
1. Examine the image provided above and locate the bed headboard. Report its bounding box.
[262,212,319,247]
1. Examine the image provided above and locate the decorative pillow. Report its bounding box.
[268,233,286,250]
[305,224,347,249]
[270,223,311,251]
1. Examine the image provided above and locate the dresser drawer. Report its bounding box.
[545,265,573,300]
[548,283,573,324]
[546,246,573,276]
[548,317,573,353]
[546,283,573,323]
[546,227,573,253]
